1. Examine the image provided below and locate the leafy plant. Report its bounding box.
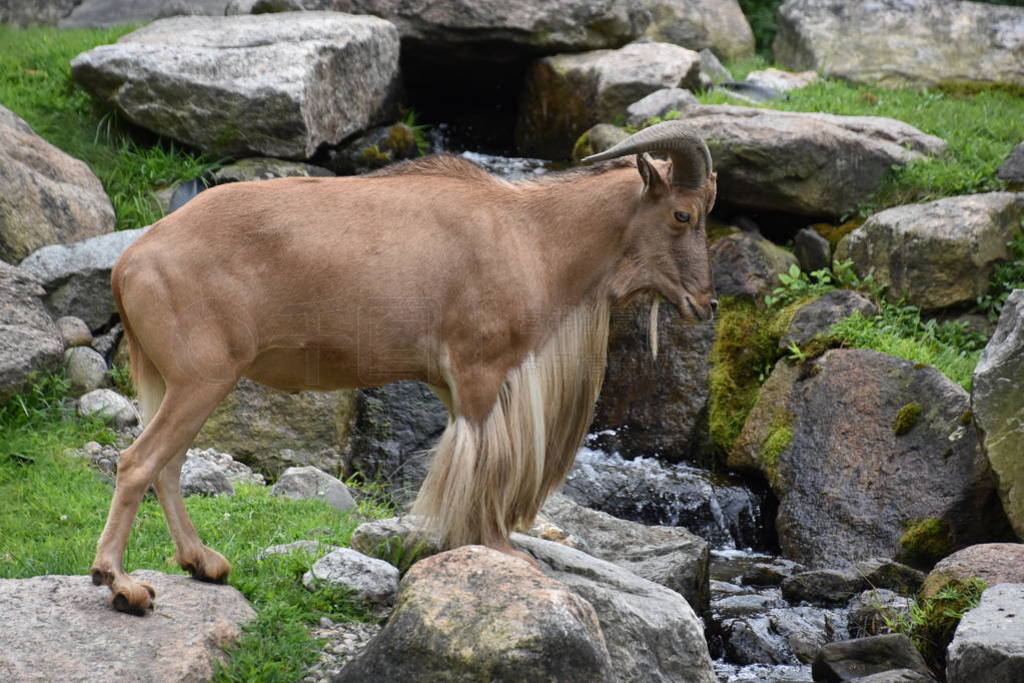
[976,223,1024,321]
[765,259,881,309]
[399,107,431,156]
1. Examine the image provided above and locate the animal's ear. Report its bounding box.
[636,153,667,199]
[705,171,718,212]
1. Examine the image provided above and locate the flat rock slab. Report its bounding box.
[947,583,1024,683]
[70,12,400,159]
[775,0,1024,89]
[0,571,255,682]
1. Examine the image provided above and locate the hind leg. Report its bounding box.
[153,448,230,583]
[90,380,235,613]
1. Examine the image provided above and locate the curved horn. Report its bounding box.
[580,120,712,189]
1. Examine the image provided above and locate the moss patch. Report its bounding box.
[893,402,924,436]
[898,517,954,568]
[759,412,794,483]
[811,218,864,251]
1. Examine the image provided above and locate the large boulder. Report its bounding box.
[0,262,64,402]
[640,0,754,61]
[947,583,1024,683]
[515,534,717,683]
[811,633,932,682]
[70,13,401,160]
[59,0,230,27]
[676,104,946,218]
[836,194,1024,310]
[972,289,1024,538]
[540,492,710,612]
[195,377,357,478]
[517,42,702,159]
[774,0,1024,89]
[336,546,615,682]
[0,571,254,681]
[921,544,1024,600]
[331,0,648,56]
[0,105,114,265]
[18,227,147,330]
[592,297,715,460]
[734,348,1006,569]
[0,0,80,26]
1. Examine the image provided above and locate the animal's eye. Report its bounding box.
[674,210,691,224]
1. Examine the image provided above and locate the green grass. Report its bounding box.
[0,25,219,231]
[0,373,388,681]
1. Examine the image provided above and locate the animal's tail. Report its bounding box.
[112,264,165,427]
[412,300,611,548]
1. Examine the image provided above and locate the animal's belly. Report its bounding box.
[243,346,434,392]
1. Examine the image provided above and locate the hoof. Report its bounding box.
[110,581,155,616]
[181,547,231,583]
[90,568,111,587]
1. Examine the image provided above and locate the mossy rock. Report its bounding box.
[898,518,955,568]
[893,402,924,436]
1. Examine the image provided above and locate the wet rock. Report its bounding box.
[563,448,764,549]
[853,558,925,596]
[847,589,912,638]
[344,380,448,504]
[302,548,399,604]
[270,466,355,511]
[516,534,718,683]
[336,546,615,682]
[180,452,234,496]
[947,582,1024,683]
[59,0,230,27]
[196,377,356,478]
[734,349,1006,569]
[0,571,254,681]
[714,592,787,618]
[0,262,64,401]
[836,193,1024,310]
[0,105,114,265]
[745,67,819,93]
[921,543,1024,599]
[972,289,1024,538]
[794,227,831,273]
[714,604,846,666]
[593,298,715,460]
[56,316,92,348]
[779,289,878,350]
[624,87,698,127]
[710,230,799,301]
[18,227,147,329]
[997,142,1024,186]
[678,105,946,218]
[540,492,710,613]
[77,389,138,429]
[324,123,421,175]
[640,0,754,61]
[517,41,702,159]
[742,556,807,587]
[71,13,401,160]
[782,569,868,607]
[774,0,1024,89]
[64,346,108,396]
[812,634,932,682]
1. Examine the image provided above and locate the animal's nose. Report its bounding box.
[710,298,718,317]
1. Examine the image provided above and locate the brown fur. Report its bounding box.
[90,151,717,612]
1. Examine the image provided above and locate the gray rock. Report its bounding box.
[345,380,448,504]
[0,105,114,265]
[571,124,631,161]
[779,289,878,350]
[515,534,718,683]
[972,289,1024,538]
[713,592,787,619]
[337,545,615,682]
[947,583,1024,683]
[592,297,715,460]
[302,547,399,604]
[794,227,831,273]
[678,104,946,218]
[77,389,138,429]
[270,465,355,511]
[740,556,806,587]
[333,0,648,55]
[853,558,926,596]
[18,227,147,329]
[56,316,92,348]
[733,349,1004,569]
[997,142,1024,186]
[196,377,357,478]
[745,67,818,93]
[64,346,108,395]
[517,41,702,159]
[848,589,912,638]
[0,571,254,681]
[258,540,341,560]
[212,157,335,184]
[836,193,1024,310]
[349,516,442,561]
[782,569,868,607]
[186,447,265,487]
[640,0,754,61]
[71,13,401,160]
[921,544,1024,600]
[540,492,710,612]
[714,80,783,105]
[699,47,732,85]
[812,634,933,682]
[710,230,799,301]
[180,452,235,496]
[0,262,64,401]
[60,0,230,27]
[624,87,699,127]
[0,0,80,26]
[774,0,1024,89]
